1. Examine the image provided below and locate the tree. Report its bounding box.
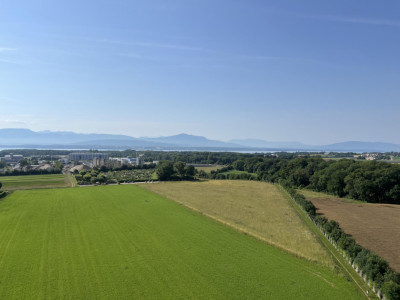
[19,158,30,167]
[185,165,196,179]
[156,161,175,181]
[54,161,64,171]
[83,174,92,182]
[383,281,400,300]
[0,182,2,190]
[232,160,245,171]
[198,170,207,178]
[174,161,186,179]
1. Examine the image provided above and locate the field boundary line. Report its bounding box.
[277,185,374,300]
[140,185,330,266]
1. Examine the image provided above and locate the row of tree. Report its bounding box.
[230,156,400,204]
[93,163,156,173]
[0,168,62,177]
[281,182,400,300]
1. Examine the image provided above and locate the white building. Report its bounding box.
[0,154,24,163]
[69,152,109,161]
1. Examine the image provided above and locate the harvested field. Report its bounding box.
[301,189,400,272]
[143,180,333,266]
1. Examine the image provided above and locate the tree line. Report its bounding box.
[280,182,400,300]
[0,169,62,177]
[75,169,155,185]
[94,163,156,173]
[227,156,400,204]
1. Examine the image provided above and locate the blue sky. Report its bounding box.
[0,0,399,144]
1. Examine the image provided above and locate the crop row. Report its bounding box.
[75,169,155,185]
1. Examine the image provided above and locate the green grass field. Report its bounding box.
[0,174,74,190]
[195,165,225,173]
[144,181,333,265]
[0,185,364,299]
[299,189,365,204]
[220,170,255,175]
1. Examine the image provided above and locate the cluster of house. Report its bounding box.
[353,153,379,160]
[65,152,147,173]
[0,153,56,173]
[0,153,24,163]
[0,152,150,174]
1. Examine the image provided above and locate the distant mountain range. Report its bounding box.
[229,139,308,149]
[141,134,240,148]
[1,128,400,152]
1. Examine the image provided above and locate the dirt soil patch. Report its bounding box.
[302,190,400,272]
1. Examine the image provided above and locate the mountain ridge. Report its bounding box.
[1,128,400,152]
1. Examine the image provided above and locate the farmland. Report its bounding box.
[220,169,258,177]
[0,185,364,299]
[143,180,332,265]
[0,174,74,190]
[302,189,400,273]
[195,165,225,173]
[75,169,155,185]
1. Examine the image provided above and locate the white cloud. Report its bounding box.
[85,37,215,53]
[0,114,46,129]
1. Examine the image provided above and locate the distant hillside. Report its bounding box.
[1,128,400,152]
[230,138,400,152]
[0,129,241,149]
[142,133,241,148]
[320,141,400,152]
[230,139,308,149]
[0,128,136,145]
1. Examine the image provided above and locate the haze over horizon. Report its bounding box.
[1,0,399,144]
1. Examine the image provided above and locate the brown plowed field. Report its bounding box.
[302,190,400,272]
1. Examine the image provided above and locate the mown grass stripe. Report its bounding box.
[0,185,364,299]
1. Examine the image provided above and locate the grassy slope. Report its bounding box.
[277,185,377,299]
[143,180,333,265]
[300,189,365,204]
[0,174,70,190]
[0,185,363,299]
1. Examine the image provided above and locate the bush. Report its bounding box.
[382,281,400,300]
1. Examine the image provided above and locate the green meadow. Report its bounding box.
[0,174,74,190]
[0,185,364,299]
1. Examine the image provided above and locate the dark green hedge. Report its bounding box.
[280,181,400,300]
